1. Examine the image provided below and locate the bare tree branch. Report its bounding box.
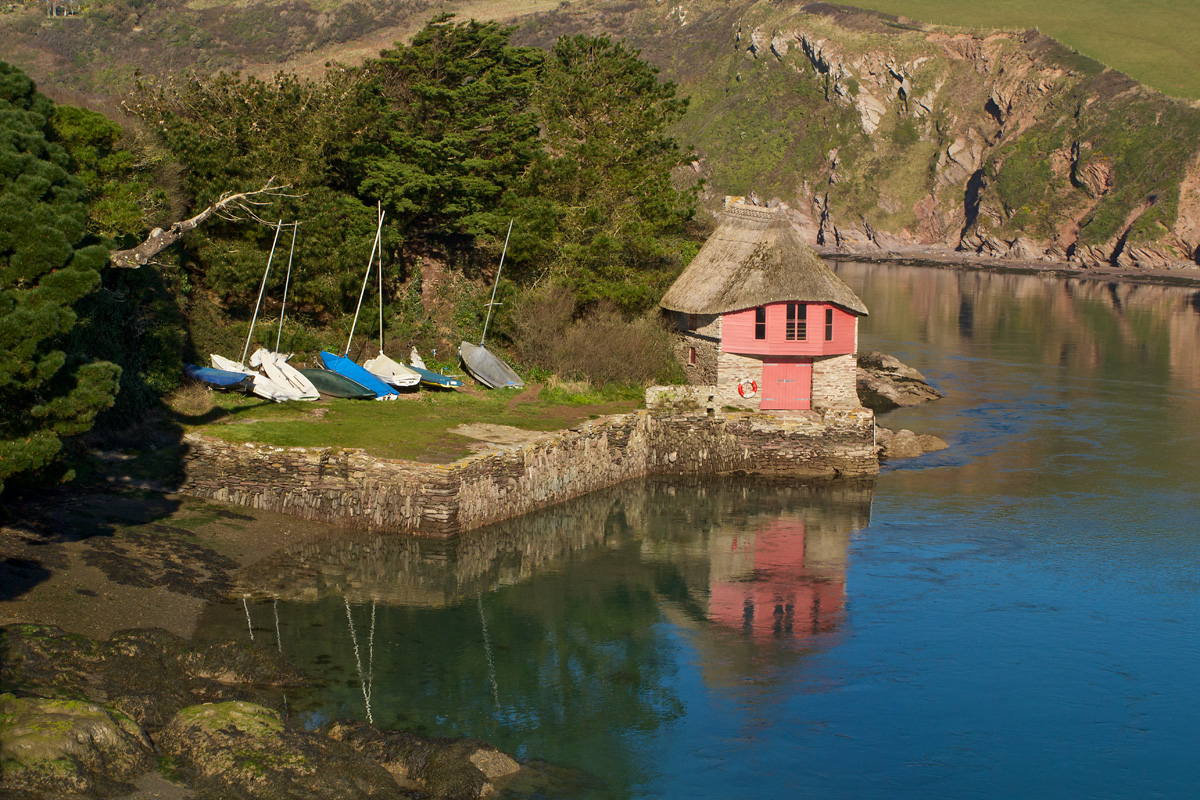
[108,179,298,269]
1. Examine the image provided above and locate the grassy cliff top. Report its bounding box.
[849,0,1200,100]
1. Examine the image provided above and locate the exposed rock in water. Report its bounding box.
[159,701,405,799]
[876,427,949,460]
[0,693,153,798]
[326,720,521,799]
[857,351,944,412]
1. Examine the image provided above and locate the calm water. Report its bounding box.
[200,263,1200,799]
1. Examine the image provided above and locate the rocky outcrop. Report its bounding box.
[0,694,153,798]
[875,427,948,461]
[0,624,303,735]
[159,701,406,800]
[856,351,944,412]
[326,720,521,800]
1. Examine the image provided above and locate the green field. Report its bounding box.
[187,385,642,463]
[853,0,1200,99]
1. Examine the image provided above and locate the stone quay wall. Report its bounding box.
[179,410,876,538]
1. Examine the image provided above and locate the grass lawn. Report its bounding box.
[852,0,1200,100]
[182,383,643,463]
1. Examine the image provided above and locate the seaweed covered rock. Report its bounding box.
[159,701,405,800]
[0,693,153,798]
[0,625,304,734]
[325,719,520,799]
[857,351,944,412]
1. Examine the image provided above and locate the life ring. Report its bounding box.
[737,378,758,398]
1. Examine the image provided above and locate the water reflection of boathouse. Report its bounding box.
[708,518,846,640]
[641,480,869,645]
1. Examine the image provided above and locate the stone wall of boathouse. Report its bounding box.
[179,409,876,538]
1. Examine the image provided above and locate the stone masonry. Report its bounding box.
[180,410,876,538]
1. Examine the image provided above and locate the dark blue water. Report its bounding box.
[202,264,1200,798]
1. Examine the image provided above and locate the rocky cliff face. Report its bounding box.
[518,1,1200,271]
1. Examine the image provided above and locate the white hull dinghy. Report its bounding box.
[250,348,319,400]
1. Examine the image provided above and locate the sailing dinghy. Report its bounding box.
[458,220,524,389]
[298,367,376,399]
[319,351,398,398]
[354,207,421,389]
[327,204,407,398]
[184,364,254,393]
[250,348,319,400]
[210,220,307,402]
[458,342,523,389]
[407,347,463,389]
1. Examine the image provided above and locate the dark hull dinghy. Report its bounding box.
[297,367,377,399]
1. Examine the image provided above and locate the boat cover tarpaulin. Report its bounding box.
[364,352,421,388]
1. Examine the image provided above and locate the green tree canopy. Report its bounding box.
[527,34,699,311]
[0,62,121,493]
[51,104,170,242]
[356,15,543,244]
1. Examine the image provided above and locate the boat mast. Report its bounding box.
[480,219,513,347]
[241,219,283,365]
[345,206,386,357]
[275,222,299,353]
[377,201,385,355]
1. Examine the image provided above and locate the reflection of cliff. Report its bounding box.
[835,261,1200,397]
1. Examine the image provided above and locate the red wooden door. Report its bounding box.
[759,359,812,410]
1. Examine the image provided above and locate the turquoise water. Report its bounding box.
[201,264,1200,798]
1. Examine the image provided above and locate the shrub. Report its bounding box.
[506,286,683,386]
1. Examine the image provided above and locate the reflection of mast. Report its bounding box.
[478,593,501,711]
[345,598,376,724]
[242,596,255,642]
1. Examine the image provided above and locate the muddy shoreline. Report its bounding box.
[0,491,565,799]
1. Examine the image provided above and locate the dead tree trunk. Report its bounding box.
[108,180,292,269]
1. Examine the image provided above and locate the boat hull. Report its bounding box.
[185,364,253,392]
[297,368,376,399]
[407,363,464,388]
[458,342,524,389]
[319,351,399,398]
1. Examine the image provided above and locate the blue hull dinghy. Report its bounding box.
[185,363,254,392]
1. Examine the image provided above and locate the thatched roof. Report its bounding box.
[661,203,868,316]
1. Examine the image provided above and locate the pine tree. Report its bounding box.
[356,15,543,244]
[0,62,120,493]
[528,35,699,311]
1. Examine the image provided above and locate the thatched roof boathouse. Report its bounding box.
[660,199,869,412]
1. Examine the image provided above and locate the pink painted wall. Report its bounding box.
[721,302,858,356]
